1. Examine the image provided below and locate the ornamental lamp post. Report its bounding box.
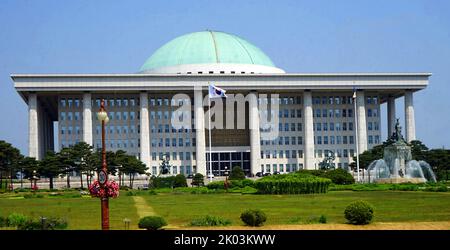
[224,166,229,192]
[97,100,110,230]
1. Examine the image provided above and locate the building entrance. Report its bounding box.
[206,152,251,176]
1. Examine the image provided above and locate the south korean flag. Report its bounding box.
[208,84,227,98]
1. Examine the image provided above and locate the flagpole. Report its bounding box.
[208,86,213,182]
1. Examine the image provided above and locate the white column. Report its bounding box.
[303,91,315,170]
[140,92,151,169]
[194,89,206,176]
[28,93,40,159]
[82,93,93,145]
[248,91,261,176]
[356,91,368,152]
[387,96,396,137]
[405,90,416,142]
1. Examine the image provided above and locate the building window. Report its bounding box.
[60,99,66,107]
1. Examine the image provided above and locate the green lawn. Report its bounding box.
[0,194,140,230]
[1,190,450,229]
[144,191,450,226]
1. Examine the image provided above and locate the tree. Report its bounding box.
[20,157,39,189]
[121,156,148,188]
[113,150,128,186]
[426,149,450,181]
[191,173,204,187]
[71,142,94,189]
[229,166,245,180]
[58,147,76,188]
[409,140,429,161]
[0,140,22,191]
[173,174,187,187]
[39,151,62,189]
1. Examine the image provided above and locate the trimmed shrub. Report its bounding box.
[318,215,327,224]
[17,217,68,230]
[297,169,354,185]
[191,173,205,187]
[23,193,44,199]
[424,184,448,192]
[229,166,246,180]
[138,216,167,230]
[148,190,157,195]
[344,201,374,225]
[240,209,267,227]
[323,168,355,185]
[189,215,232,227]
[174,174,188,188]
[0,216,8,227]
[7,213,29,227]
[206,181,225,190]
[255,172,331,194]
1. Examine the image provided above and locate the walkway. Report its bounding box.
[132,196,156,218]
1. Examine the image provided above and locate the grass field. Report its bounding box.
[1,190,450,229]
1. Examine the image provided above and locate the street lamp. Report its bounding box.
[224,166,229,192]
[97,99,110,230]
[30,170,39,192]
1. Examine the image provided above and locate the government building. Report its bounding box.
[12,31,430,177]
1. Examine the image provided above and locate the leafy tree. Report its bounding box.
[58,147,76,188]
[229,166,245,180]
[39,151,62,189]
[426,149,450,181]
[191,173,204,187]
[113,150,128,186]
[20,157,39,188]
[71,142,94,189]
[0,140,22,190]
[120,155,147,188]
[173,174,188,187]
[409,140,429,161]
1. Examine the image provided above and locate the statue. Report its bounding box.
[159,156,171,176]
[387,119,406,144]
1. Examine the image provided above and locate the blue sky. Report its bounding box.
[0,0,449,154]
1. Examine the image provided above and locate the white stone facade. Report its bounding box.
[14,73,429,176]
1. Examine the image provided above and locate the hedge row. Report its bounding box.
[255,173,331,194]
[297,169,355,185]
[206,179,255,190]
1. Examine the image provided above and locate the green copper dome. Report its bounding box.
[140,31,283,73]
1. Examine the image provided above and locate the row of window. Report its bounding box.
[314,122,354,131]
[94,139,139,149]
[315,135,355,145]
[316,149,355,158]
[312,96,379,105]
[151,152,195,161]
[262,164,302,173]
[60,126,81,135]
[258,97,302,105]
[151,165,193,175]
[151,138,196,147]
[262,150,304,159]
[315,135,382,145]
[261,136,303,146]
[60,95,379,109]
